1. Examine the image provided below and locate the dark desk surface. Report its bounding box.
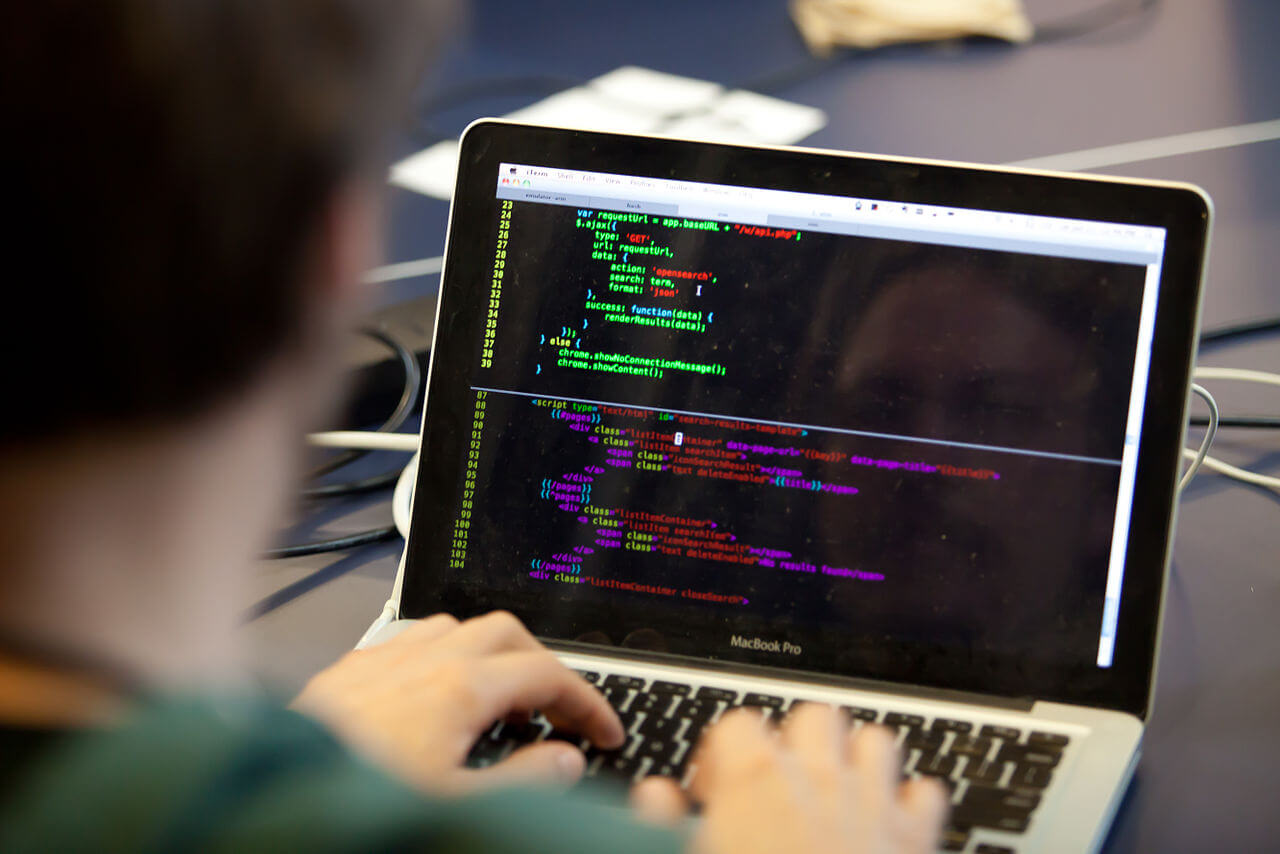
[245,1,1280,849]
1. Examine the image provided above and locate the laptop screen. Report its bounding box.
[403,127,1203,713]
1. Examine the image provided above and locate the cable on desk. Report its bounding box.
[265,440,415,558]
[1194,366,1280,390]
[1181,450,1280,493]
[1032,0,1159,45]
[309,431,420,452]
[302,470,404,499]
[1179,383,1217,492]
[1189,415,1280,430]
[303,432,419,499]
[307,325,421,482]
[1181,366,1280,494]
[264,525,399,560]
[1199,314,1280,348]
[363,256,445,285]
[266,329,421,559]
[393,452,418,540]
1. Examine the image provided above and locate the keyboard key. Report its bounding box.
[737,704,784,723]
[617,708,643,734]
[674,698,720,721]
[681,716,708,745]
[581,744,615,764]
[961,760,1005,786]
[637,738,677,763]
[638,715,681,741]
[997,744,1061,767]
[931,718,973,734]
[595,753,644,784]
[466,738,508,766]
[544,727,584,745]
[478,720,506,742]
[574,670,601,684]
[904,728,946,750]
[602,686,631,709]
[951,806,1030,834]
[1028,731,1070,750]
[696,686,739,702]
[884,712,926,728]
[841,706,879,722]
[915,752,958,777]
[974,845,1017,854]
[939,828,969,851]
[949,735,993,758]
[963,784,1040,814]
[603,674,645,690]
[650,760,689,781]
[1009,764,1054,789]
[630,693,672,715]
[502,720,544,744]
[980,724,1022,741]
[741,692,785,708]
[650,680,692,695]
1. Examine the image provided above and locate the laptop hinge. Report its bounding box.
[546,639,1035,713]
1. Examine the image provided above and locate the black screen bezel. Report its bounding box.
[401,121,1210,719]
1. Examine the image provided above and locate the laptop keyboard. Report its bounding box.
[466,670,1072,853]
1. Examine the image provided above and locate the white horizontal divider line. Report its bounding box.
[1006,117,1280,172]
[471,385,1122,467]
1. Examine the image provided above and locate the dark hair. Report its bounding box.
[0,0,443,445]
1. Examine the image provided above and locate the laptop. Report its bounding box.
[363,120,1212,853]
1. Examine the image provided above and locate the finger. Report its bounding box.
[391,613,460,646]
[456,741,586,793]
[780,703,843,777]
[780,703,845,811]
[631,777,691,826]
[431,610,543,656]
[896,777,951,853]
[847,724,901,826]
[472,651,625,748]
[689,707,776,802]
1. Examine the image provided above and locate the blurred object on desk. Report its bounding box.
[791,0,1032,54]
[390,66,827,200]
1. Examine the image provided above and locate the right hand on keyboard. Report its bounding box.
[633,703,949,854]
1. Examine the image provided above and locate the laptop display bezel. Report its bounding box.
[399,120,1210,719]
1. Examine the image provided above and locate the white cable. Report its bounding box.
[1179,383,1217,492]
[1192,366,1280,388]
[357,597,399,648]
[1182,366,1280,492]
[362,255,444,284]
[393,453,418,540]
[307,431,420,452]
[1182,449,1280,492]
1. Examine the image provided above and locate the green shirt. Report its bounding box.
[0,695,684,853]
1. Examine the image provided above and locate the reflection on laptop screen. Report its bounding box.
[439,162,1167,674]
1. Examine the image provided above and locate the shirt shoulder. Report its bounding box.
[0,694,682,854]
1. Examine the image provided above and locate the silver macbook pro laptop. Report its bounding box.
[364,120,1212,853]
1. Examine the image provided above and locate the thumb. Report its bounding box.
[630,776,690,826]
[459,742,586,792]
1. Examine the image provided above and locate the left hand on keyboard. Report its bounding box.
[292,610,625,793]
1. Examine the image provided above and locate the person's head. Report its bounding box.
[0,1,450,645]
[2,0,446,454]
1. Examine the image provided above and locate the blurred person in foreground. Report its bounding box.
[0,2,946,851]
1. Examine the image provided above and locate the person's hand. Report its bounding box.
[632,703,949,853]
[292,611,624,793]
